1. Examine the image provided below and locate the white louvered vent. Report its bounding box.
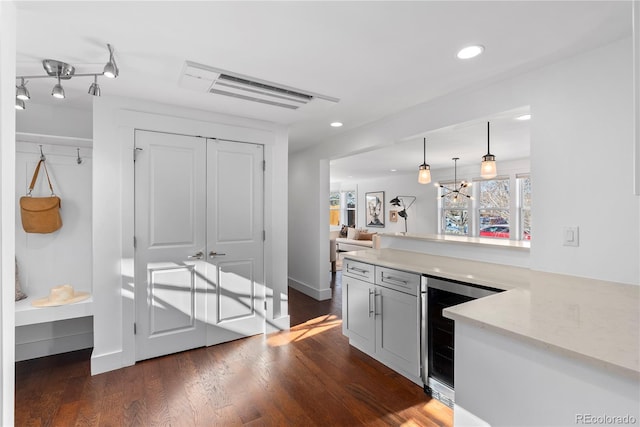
[179,61,338,110]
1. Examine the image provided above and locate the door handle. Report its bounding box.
[209,251,227,258]
[187,251,204,260]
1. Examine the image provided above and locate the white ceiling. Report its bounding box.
[14,1,632,153]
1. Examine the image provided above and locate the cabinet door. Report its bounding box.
[375,285,420,378]
[343,276,375,354]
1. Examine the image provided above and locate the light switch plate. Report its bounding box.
[563,226,579,247]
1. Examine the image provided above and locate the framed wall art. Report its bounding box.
[389,210,398,223]
[365,191,385,227]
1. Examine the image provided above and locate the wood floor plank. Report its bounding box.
[15,272,453,426]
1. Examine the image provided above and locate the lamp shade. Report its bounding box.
[389,197,401,206]
[481,155,497,179]
[16,80,30,100]
[480,122,497,179]
[418,165,431,184]
[51,82,65,99]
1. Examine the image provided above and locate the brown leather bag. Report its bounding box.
[19,160,62,234]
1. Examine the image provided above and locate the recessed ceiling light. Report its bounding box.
[390,169,397,172]
[457,45,484,60]
[330,122,343,127]
[516,114,532,121]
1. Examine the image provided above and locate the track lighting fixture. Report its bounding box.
[436,158,472,200]
[480,121,497,179]
[418,137,431,184]
[15,44,119,110]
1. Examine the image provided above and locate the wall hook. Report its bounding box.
[39,145,46,161]
[76,148,83,164]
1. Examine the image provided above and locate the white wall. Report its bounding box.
[0,1,16,424]
[289,37,639,301]
[16,103,92,140]
[92,95,289,374]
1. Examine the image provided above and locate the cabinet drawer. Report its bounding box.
[375,266,420,296]
[343,259,374,282]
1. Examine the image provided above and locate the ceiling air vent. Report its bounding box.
[180,61,338,110]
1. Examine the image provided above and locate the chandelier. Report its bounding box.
[437,157,472,200]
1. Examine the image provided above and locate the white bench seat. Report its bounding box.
[15,296,93,327]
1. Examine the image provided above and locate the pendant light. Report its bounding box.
[480,121,497,179]
[418,137,431,184]
[437,157,472,200]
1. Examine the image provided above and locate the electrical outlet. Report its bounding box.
[563,226,579,247]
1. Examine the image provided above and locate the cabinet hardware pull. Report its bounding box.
[374,290,381,316]
[382,274,408,285]
[348,266,369,275]
[368,288,374,317]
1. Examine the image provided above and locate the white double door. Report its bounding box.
[134,130,264,361]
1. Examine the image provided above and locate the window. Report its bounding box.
[478,178,510,239]
[518,174,532,240]
[330,190,356,227]
[437,174,531,241]
[440,182,469,235]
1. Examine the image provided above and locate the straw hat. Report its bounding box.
[31,284,90,307]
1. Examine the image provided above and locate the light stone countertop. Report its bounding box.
[342,248,640,379]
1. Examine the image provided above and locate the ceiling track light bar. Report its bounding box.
[15,44,118,110]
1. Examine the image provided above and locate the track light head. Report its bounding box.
[52,76,65,99]
[16,78,30,100]
[103,44,119,78]
[15,98,26,110]
[88,75,101,96]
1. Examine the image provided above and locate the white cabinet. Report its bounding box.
[342,258,421,384]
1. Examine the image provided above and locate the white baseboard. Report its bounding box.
[15,332,93,362]
[288,277,332,301]
[91,348,131,375]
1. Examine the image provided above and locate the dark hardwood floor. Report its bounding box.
[15,272,452,426]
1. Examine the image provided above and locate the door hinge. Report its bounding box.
[263,230,266,241]
[263,160,266,171]
[264,300,267,311]
[134,323,137,335]
[134,147,143,162]
[133,236,137,248]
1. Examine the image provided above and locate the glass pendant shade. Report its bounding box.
[481,155,497,179]
[480,122,497,179]
[418,165,431,184]
[418,137,432,184]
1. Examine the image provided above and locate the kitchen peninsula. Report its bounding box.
[342,247,640,427]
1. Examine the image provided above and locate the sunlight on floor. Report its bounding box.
[267,314,341,347]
